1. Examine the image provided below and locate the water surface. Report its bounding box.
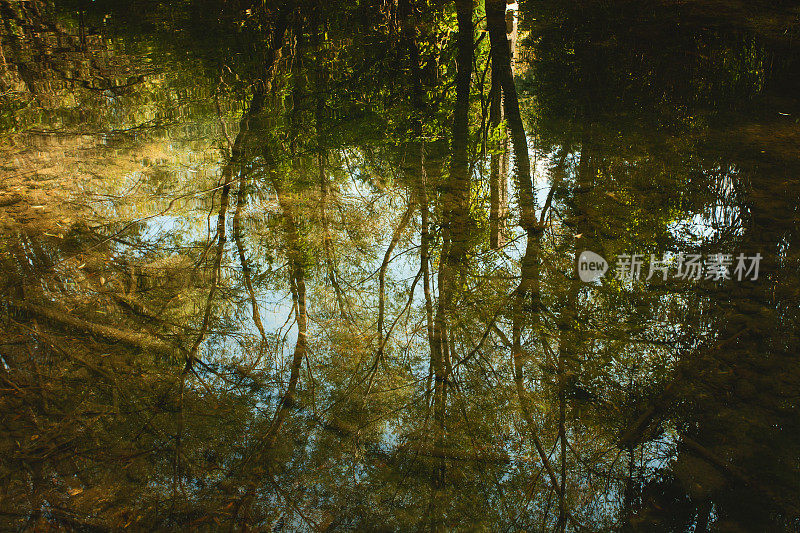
[1,0,799,530]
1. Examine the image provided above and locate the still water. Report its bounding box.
[1,0,799,530]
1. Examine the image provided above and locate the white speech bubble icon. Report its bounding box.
[578,250,608,282]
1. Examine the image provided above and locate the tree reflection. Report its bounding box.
[1,0,799,530]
